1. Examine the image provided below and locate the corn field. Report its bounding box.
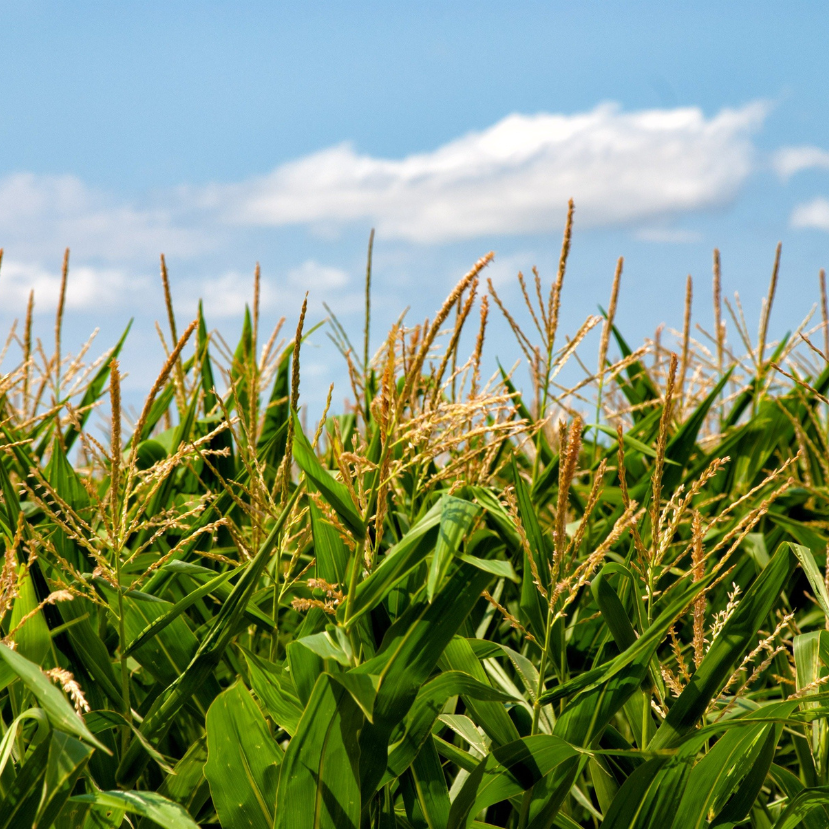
[2,206,829,828]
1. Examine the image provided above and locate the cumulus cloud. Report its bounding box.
[192,260,351,320]
[287,260,349,290]
[774,146,829,180]
[0,102,772,316]
[0,173,209,262]
[791,197,829,231]
[0,258,150,313]
[213,102,766,243]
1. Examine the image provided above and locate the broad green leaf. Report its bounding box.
[593,423,677,462]
[509,463,563,672]
[348,499,443,623]
[671,721,776,827]
[244,650,304,736]
[771,787,829,829]
[0,709,49,778]
[274,673,362,829]
[44,586,122,709]
[446,735,580,829]
[296,629,352,666]
[117,485,302,786]
[34,730,94,829]
[205,682,282,829]
[458,554,518,582]
[309,489,349,586]
[293,413,365,540]
[9,567,51,665]
[767,765,829,829]
[650,542,799,749]
[384,671,516,782]
[116,592,219,714]
[138,735,209,829]
[411,735,451,829]
[427,496,481,601]
[0,644,106,751]
[85,710,175,775]
[359,563,494,802]
[257,344,291,473]
[71,790,199,829]
[601,757,671,829]
[791,543,829,620]
[440,637,521,749]
[122,568,237,657]
[438,714,489,756]
[0,737,51,829]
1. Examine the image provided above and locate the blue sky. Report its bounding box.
[1,2,829,408]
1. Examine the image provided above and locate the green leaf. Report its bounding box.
[601,757,671,829]
[85,710,175,775]
[771,787,829,829]
[427,497,481,601]
[244,650,304,736]
[670,715,782,828]
[116,485,302,786]
[8,566,51,665]
[440,637,521,749]
[274,673,362,829]
[650,541,799,750]
[114,592,218,715]
[447,735,581,829]
[358,563,494,802]
[348,499,443,624]
[0,736,51,829]
[34,730,94,829]
[0,644,106,751]
[296,630,352,666]
[71,790,199,829]
[293,413,365,540]
[411,735,451,829]
[0,709,49,778]
[791,542,829,620]
[594,423,678,463]
[309,488,349,586]
[63,320,132,451]
[138,735,209,829]
[384,670,516,782]
[205,681,283,829]
[43,585,122,709]
[458,554,518,582]
[122,567,237,657]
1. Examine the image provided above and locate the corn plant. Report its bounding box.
[1,220,829,829]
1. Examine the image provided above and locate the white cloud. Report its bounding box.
[192,261,350,320]
[0,173,209,262]
[0,259,149,312]
[0,102,772,318]
[774,146,829,179]
[635,227,702,243]
[215,102,766,243]
[791,197,829,231]
[194,271,271,320]
[288,260,349,290]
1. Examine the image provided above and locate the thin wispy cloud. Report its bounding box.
[791,197,829,231]
[0,173,209,262]
[774,146,829,180]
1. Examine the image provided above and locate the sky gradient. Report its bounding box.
[1,2,828,409]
